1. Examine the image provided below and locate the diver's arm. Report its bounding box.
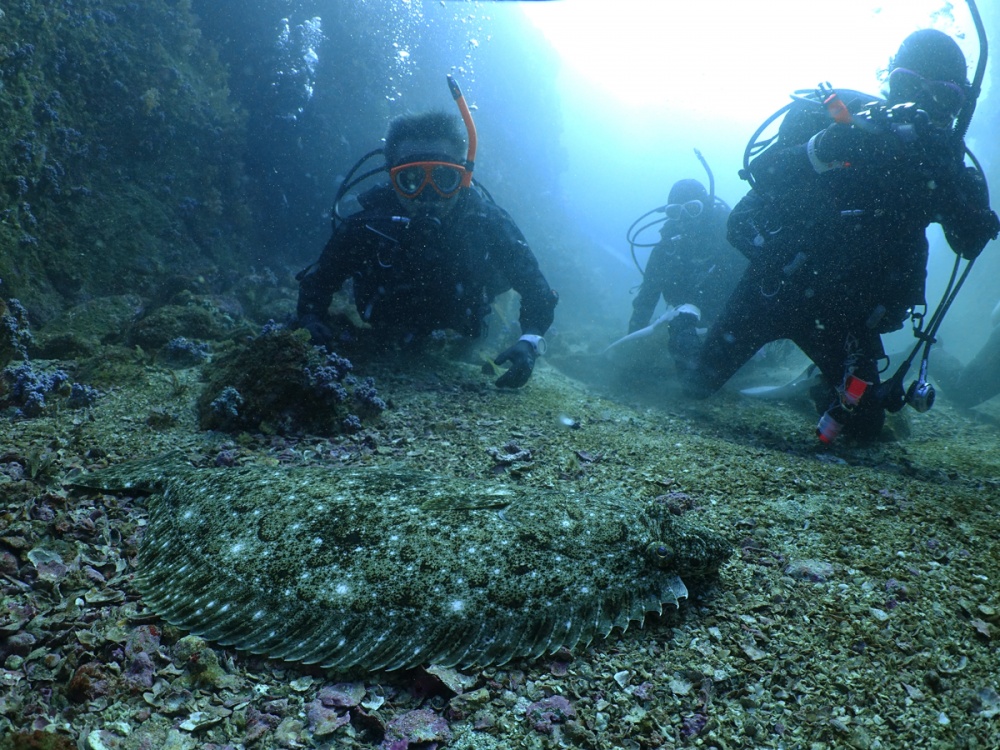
[939,165,1000,260]
[497,217,557,336]
[748,94,882,190]
[510,242,557,336]
[629,244,668,334]
[296,230,353,319]
[748,102,831,190]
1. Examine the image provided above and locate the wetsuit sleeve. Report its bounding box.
[296,227,354,319]
[939,165,1000,260]
[629,243,668,333]
[748,92,874,190]
[493,213,557,336]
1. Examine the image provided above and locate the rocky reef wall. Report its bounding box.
[0,0,250,321]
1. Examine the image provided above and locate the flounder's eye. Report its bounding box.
[649,543,672,561]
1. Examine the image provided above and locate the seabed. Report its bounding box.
[2,329,1000,750]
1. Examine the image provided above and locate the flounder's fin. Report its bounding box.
[420,486,517,511]
[67,451,192,493]
[661,575,688,607]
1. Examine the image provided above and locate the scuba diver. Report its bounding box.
[627,176,746,371]
[295,77,558,389]
[682,27,999,444]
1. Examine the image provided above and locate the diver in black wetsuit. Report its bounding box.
[628,179,745,367]
[296,97,557,389]
[683,29,999,443]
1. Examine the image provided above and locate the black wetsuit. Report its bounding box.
[628,205,746,334]
[686,90,996,438]
[298,185,557,345]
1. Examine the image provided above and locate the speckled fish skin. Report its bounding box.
[75,457,732,671]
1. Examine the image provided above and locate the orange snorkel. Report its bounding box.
[447,74,477,189]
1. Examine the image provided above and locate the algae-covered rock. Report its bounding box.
[0,1,250,315]
[127,304,237,351]
[196,327,385,435]
[32,295,144,359]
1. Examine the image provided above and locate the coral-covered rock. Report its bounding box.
[196,328,385,435]
[1,298,33,367]
[381,708,452,750]
[173,635,238,689]
[31,295,143,359]
[127,304,235,350]
[525,695,576,734]
[317,682,366,708]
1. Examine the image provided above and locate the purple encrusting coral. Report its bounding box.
[259,318,284,336]
[209,386,244,421]
[353,375,388,413]
[381,708,453,750]
[66,382,100,409]
[1,298,101,415]
[1,297,34,362]
[306,363,350,404]
[160,336,211,367]
[2,361,70,416]
[525,694,576,734]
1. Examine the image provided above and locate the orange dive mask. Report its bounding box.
[390,161,466,199]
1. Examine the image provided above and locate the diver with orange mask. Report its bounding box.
[295,76,557,388]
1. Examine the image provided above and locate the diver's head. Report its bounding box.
[665,179,709,226]
[887,29,968,124]
[385,111,468,219]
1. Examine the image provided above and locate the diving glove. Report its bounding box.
[956,209,1000,260]
[808,122,898,172]
[491,336,544,388]
[296,313,335,348]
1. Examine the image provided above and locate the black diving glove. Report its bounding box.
[810,122,897,169]
[956,209,1000,260]
[491,339,536,389]
[296,313,335,348]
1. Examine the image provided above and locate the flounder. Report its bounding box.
[74,456,731,671]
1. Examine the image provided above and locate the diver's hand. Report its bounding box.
[809,123,898,170]
[492,339,536,389]
[956,209,1000,260]
[296,313,334,348]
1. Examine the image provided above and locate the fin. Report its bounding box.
[602,303,702,356]
[69,451,191,493]
[420,487,516,511]
[739,364,821,401]
[602,306,680,354]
